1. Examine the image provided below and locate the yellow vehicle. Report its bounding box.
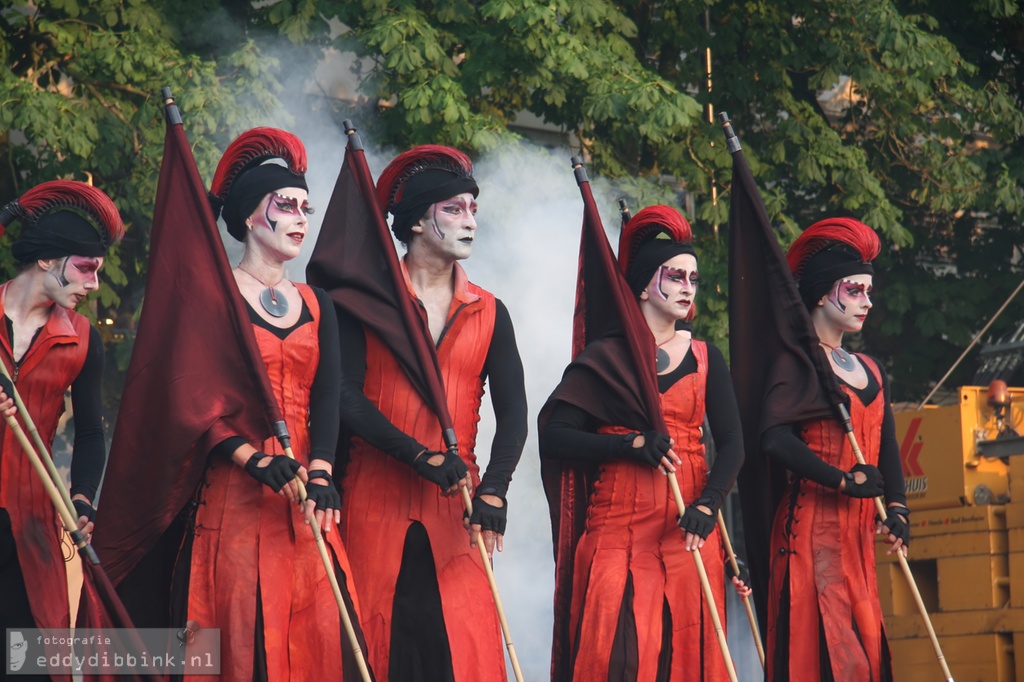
[880,379,1024,680]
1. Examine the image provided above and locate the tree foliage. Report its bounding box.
[1,0,295,409]
[3,0,1024,401]
[309,0,1024,399]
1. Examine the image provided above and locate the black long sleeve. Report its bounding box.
[477,300,527,499]
[308,288,342,464]
[762,356,906,504]
[335,305,426,464]
[699,343,744,511]
[877,370,906,506]
[761,424,845,489]
[540,401,626,462]
[69,326,106,501]
[541,342,744,512]
[210,289,342,464]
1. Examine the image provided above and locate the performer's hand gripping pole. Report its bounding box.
[272,423,373,682]
[0,361,79,517]
[838,404,954,682]
[0,369,96,562]
[668,475,739,682]
[448,434,524,682]
[717,511,765,667]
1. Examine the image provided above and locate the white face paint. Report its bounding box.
[822,274,874,332]
[43,255,104,309]
[247,188,311,262]
[642,253,698,321]
[411,192,478,262]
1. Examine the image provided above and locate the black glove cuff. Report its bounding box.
[73,499,96,522]
[692,494,721,517]
[886,504,911,519]
[307,469,332,483]
[244,451,269,475]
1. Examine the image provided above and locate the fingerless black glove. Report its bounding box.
[840,463,885,499]
[304,479,341,514]
[244,452,301,492]
[880,504,911,547]
[468,493,507,535]
[73,499,96,522]
[622,431,672,468]
[678,503,716,540]
[725,558,751,585]
[413,448,469,490]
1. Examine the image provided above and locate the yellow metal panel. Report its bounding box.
[884,608,1024,639]
[876,529,1006,562]
[1005,502,1024,529]
[877,559,937,618]
[890,634,1014,682]
[1010,552,1024,609]
[938,555,1009,611]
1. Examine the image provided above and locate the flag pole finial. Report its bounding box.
[162,87,182,126]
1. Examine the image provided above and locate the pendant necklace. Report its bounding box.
[655,335,674,372]
[238,266,289,318]
[820,340,856,372]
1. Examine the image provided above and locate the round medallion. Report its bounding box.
[259,287,290,318]
[656,347,671,372]
[831,346,857,372]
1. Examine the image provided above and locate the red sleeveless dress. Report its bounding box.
[568,340,729,680]
[767,355,888,681]
[187,284,361,682]
[339,263,506,682]
[0,281,90,633]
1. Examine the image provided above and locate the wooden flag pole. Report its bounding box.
[667,475,738,682]
[461,486,525,682]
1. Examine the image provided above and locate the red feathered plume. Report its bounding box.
[5,180,125,245]
[209,127,307,199]
[376,144,474,213]
[617,204,692,274]
[786,217,881,278]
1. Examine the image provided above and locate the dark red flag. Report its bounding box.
[93,93,282,589]
[540,158,668,681]
[723,115,843,634]
[306,123,457,446]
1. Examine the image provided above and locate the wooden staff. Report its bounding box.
[0,384,92,556]
[280,446,373,682]
[0,361,77,514]
[667,475,738,682]
[839,404,954,682]
[460,486,525,682]
[717,511,765,667]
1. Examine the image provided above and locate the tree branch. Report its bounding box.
[84,83,141,152]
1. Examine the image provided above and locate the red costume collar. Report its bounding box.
[399,258,480,309]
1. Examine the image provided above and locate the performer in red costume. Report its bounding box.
[540,206,745,681]
[333,145,527,682]
[0,181,122,653]
[764,218,908,681]
[182,128,363,681]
